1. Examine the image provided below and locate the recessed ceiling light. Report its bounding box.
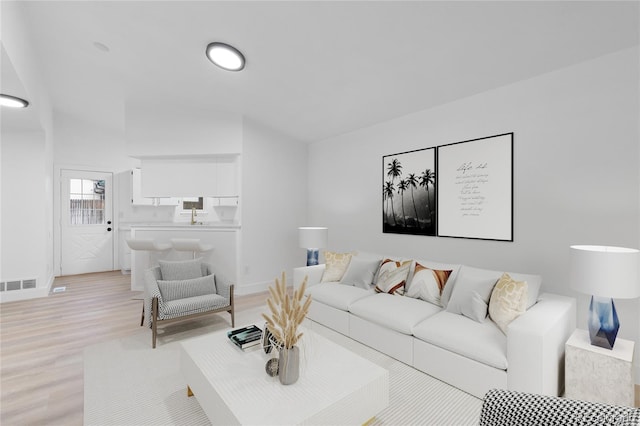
[0,94,29,108]
[206,42,245,71]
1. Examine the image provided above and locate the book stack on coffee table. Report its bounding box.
[227,325,262,350]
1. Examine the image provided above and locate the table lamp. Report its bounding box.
[569,245,639,349]
[298,227,328,266]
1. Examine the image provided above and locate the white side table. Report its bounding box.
[565,328,635,407]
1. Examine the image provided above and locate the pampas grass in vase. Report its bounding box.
[262,271,311,385]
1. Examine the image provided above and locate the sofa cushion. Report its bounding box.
[456,265,541,309]
[349,293,441,335]
[157,274,217,302]
[489,273,528,334]
[413,310,507,370]
[446,276,497,323]
[159,293,228,319]
[321,251,354,282]
[340,257,381,289]
[306,283,374,311]
[158,258,203,281]
[405,262,453,307]
[374,259,412,295]
[407,260,461,307]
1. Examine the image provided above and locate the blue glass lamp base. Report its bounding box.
[306,249,319,266]
[588,296,619,350]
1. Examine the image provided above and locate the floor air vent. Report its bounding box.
[52,286,66,293]
[0,279,38,291]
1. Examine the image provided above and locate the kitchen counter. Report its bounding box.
[128,224,239,291]
[122,221,240,230]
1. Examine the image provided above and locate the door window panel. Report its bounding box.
[69,179,105,225]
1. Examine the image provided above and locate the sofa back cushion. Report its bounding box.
[157,274,217,302]
[339,256,382,289]
[455,265,541,309]
[158,258,203,281]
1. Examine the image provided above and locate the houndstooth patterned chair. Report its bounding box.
[142,259,234,348]
[480,388,640,426]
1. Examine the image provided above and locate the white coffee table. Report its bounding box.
[180,326,389,425]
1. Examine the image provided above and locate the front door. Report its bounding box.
[60,170,114,275]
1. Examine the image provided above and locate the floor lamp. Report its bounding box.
[298,227,328,266]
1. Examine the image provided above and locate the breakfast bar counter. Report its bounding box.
[128,222,240,291]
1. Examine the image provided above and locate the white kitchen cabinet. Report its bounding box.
[131,169,154,205]
[131,169,181,206]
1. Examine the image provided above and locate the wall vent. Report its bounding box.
[1,278,38,291]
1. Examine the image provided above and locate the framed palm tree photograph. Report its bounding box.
[382,147,436,236]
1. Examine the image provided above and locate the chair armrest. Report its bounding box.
[144,268,164,327]
[507,292,576,396]
[294,264,326,290]
[215,273,233,301]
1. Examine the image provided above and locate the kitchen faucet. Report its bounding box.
[191,207,197,225]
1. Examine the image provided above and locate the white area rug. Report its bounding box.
[84,306,482,425]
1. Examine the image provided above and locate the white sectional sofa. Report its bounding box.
[293,252,576,399]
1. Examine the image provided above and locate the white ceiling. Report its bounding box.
[5,1,640,143]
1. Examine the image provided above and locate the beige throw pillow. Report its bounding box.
[374,259,412,295]
[489,273,528,334]
[321,251,354,282]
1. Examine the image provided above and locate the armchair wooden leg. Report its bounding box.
[152,297,158,349]
[140,303,145,327]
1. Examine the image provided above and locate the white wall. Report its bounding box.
[308,47,640,379]
[125,102,243,157]
[241,118,308,293]
[0,2,55,301]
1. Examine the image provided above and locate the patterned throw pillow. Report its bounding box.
[157,274,216,302]
[489,273,528,334]
[374,259,412,295]
[405,262,453,306]
[321,251,354,282]
[158,258,203,281]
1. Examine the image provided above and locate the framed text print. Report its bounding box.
[437,133,513,241]
[382,147,437,236]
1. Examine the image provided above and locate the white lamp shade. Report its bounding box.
[298,227,328,249]
[570,245,640,299]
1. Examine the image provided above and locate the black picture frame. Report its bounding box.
[436,133,514,241]
[382,147,437,236]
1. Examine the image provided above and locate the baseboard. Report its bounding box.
[236,277,293,296]
[0,287,49,303]
[235,280,271,296]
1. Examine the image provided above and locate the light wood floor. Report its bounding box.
[1,272,638,425]
[0,271,268,426]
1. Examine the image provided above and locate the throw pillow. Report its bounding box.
[374,259,412,295]
[489,273,528,334]
[157,274,216,302]
[405,262,453,306]
[340,257,381,289]
[321,251,354,282]
[158,258,203,281]
[446,276,498,322]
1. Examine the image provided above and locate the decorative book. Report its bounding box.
[227,325,263,350]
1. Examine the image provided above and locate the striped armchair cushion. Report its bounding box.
[159,294,229,320]
[157,274,217,302]
[158,258,203,281]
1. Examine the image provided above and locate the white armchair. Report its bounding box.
[142,259,234,348]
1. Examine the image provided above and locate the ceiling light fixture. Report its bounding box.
[206,42,245,71]
[0,94,29,108]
